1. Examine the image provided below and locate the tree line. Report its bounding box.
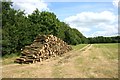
[2,2,87,56]
[88,36,120,44]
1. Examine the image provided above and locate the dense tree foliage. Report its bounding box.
[2,2,87,56]
[88,36,120,44]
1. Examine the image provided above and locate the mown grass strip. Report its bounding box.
[93,43,118,60]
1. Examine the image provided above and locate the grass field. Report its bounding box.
[2,43,119,78]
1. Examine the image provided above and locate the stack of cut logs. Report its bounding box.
[14,35,72,64]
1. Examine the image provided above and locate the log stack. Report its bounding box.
[14,35,72,64]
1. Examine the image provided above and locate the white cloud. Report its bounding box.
[92,24,118,37]
[113,0,120,7]
[64,11,118,37]
[12,0,49,14]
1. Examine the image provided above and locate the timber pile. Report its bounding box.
[14,35,72,64]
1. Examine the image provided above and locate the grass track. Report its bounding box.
[72,44,88,50]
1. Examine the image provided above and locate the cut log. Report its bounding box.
[14,34,72,64]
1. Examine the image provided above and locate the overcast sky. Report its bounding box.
[11,0,119,37]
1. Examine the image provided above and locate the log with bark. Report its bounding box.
[14,34,72,64]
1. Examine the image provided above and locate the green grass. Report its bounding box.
[93,43,118,60]
[2,53,19,65]
[71,44,88,50]
[93,43,119,48]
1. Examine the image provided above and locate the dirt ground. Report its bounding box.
[2,44,118,78]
